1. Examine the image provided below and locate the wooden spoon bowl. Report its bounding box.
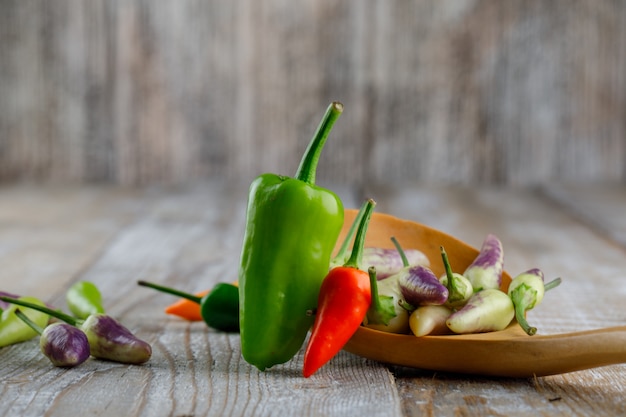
[339,209,626,378]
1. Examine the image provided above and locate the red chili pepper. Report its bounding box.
[302,199,376,378]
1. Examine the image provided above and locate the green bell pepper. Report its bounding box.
[238,102,345,371]
[0,296,49,348]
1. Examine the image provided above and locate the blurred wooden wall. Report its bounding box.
[1,0,625,187]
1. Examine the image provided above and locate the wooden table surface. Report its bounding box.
[1,181,625,417]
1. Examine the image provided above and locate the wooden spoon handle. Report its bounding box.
[345,326,626,378]
[500,326,626,377]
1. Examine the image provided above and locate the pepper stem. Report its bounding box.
[544,277,562,291]
[390,236,409,267]
[344,199,376,269]
[368,266,382,313]
[440,246,461,297]
[295,102,343,185]
[331,202,367,266]
[137,280,203,304]
[0,296,80,326]
[14,309,45,335]
[510,285,537,336]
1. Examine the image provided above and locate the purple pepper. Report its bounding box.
[397,265,449,306]
[463,234,504,292]
[14,309,90,367]
[82,314,152,364]
[40,322,91,367]
[1,296,151,365]
[387,237,448,306]
[362,247,430,280]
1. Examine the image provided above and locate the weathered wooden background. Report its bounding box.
[1,0,625,186]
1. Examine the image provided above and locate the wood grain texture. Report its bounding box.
[1,183,625,416]
[1,1,625,186]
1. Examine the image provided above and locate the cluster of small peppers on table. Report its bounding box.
[0,281,151,368]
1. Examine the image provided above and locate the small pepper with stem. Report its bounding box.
[364,266,413,334]
[508,268,562,336]
[0,296,151,364]
[302,199,375,378]
[446,288,515,334]
[439,245,473,309]
[137,281,239,332]
[15,309,90,367]
[0,296,49,348]
[392,237,448,306]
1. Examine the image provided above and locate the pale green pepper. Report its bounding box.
[0,296,49,348]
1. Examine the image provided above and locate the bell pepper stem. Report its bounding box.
[295,102,343,185]
[14,309,44,335]
[390,236,409,267]
[0,296,81,326]
[344,199,376,269]
[137,280,203,304]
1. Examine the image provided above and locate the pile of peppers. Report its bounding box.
[0,281,152,367]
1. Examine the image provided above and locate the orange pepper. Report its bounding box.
[164,281,238,322]
[164,290,209,321]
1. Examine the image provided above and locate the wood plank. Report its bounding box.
[0,185,146,298]
[541,184,626,247]
[365,183,626,417]
[1,184,404,417]
[2,184,625,416]
[1,1,625,186]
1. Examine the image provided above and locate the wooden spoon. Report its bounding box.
[339,209,626,378]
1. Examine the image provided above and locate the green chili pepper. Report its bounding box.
[238,102,345,371]
[137,280,240,332]
[66,281,105,319]
[0,296,49,348]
